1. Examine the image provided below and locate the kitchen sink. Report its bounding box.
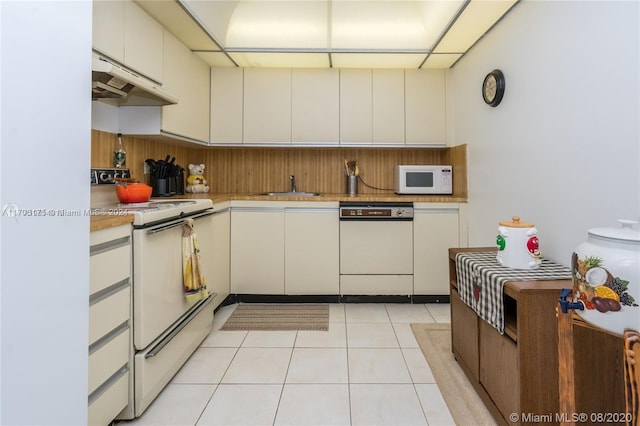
[256,191,321,197]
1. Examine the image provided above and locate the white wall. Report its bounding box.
[0,1,91,424]
[450,0,639,265]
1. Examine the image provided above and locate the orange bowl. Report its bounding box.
[115,183,152,203]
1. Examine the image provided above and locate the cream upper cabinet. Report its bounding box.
[123,1,164,83]
[405,69,446,145]
[93,0,125,62]
[372,69,405,144]
[339,69,372,145]
[162,30,210,142]
[92,0,163,84]
[291,69,339,144]
[243,68,292,144]
[211,68,243,144]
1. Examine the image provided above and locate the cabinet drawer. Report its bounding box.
[450,289,479,380]
[479,319,519,421]
[89,326,129,395]
[90,244,130,295]
[88,370,129,426]
[89,287,130,346]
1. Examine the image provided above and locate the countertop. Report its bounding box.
[177,192,468,203]
[90,213,134,232]
[91,192,466,230]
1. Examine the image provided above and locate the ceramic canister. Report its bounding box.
[571,220,640,336]
[496,216,541,269]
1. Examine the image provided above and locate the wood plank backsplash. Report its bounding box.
[92,130,467,197]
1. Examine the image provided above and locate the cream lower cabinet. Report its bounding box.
[89,224,132,426]
[230,202,339,295]
[413,203,466,297]
[209,205,231,305]
[284,205,339,294]
[231,204,285,294]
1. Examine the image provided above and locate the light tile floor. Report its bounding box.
[118,303,455,426]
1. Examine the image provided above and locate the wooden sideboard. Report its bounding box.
[449,247,571,425]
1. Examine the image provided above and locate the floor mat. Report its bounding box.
[220,303,330,331]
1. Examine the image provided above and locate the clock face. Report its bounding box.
[484,75,497,102]
[482,69,505,107]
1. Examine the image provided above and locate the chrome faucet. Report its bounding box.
[289,175,297,192]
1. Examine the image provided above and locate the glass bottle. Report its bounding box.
[114,132,126,168]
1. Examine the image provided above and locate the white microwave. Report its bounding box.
[394,165,453,195]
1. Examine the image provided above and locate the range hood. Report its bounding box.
[92,55,178,106]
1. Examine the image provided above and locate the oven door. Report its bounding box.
[132,210,215,350]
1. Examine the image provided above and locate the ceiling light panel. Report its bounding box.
[331,1,464,50]
[434,0,517,53]
[228,1,327,49]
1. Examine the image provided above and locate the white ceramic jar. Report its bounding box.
[496,216,541,269]
[571,219,640,336]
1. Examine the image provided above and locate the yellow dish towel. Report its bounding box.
[182,218,209,304]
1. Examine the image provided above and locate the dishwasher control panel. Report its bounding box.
[339,202,413,220]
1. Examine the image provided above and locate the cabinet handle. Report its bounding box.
[88,364,128,406]
[90,236,130,256]
[89,278,129,306]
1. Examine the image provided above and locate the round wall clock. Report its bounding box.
[482,69,505,107]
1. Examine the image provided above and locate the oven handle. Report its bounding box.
[145,210,215,235]
[145,294,214,358]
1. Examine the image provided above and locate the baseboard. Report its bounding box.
[412,295,451,304]
[217,294,451,307]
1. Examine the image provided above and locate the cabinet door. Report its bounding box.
[124,0,163,83]
[405,69,446,145]
[479,320,519,420]
[211,68,243,144]
[339,69,372,144]
[243,68,292,144]
[284,207,339,294]
[162,30,210,142]
[231,208,285,294]
[209,209,231,308]
[372,69,404,144]
[92,0,125,62]
[451,289,479,380]
[291,69,339,144]
[413,206,459,295]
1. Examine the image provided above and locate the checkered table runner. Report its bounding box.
[455,251,572,334]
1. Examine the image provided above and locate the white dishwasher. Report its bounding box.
[339,202,414,297]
